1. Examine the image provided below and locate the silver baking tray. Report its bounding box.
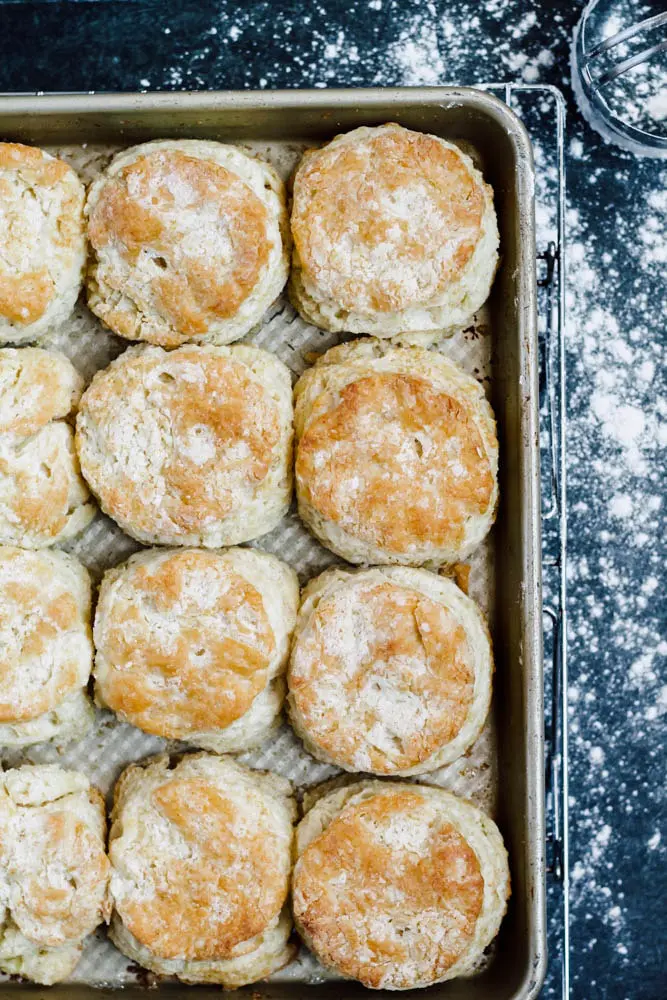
[0,88,545,1000]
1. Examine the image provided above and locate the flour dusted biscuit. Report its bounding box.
[294,339,498,566]
[0,426,94,549]
[0,143,85,343]
[86,139,289,347]
[108,753,296,988]
[95,547,299,751]
[0,348,83,435]
[289,124,498,342]
[0,348,95,548]
[293,781,510,990]
[0,765,111,985]
[76,344,293,547]
[288,566,492,775]
[0,546,94,747]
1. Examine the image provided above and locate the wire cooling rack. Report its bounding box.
[485,84,569,1000]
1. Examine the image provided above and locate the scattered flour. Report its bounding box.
[109,1,665,993]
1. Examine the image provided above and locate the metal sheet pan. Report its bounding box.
[0,87,545,1000]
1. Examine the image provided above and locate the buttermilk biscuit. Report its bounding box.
[288,566,492,775]
[0,765,111,985]
[0,546,94,747]
[0,348,95,548]
[108,753,296,988]
[294,339,498,566]
[86,139,289,347]
[94,547,299,751]
[289,124,498,343]
[75,344,293,547]
[0,143,85,343]
[0,348,83,435]
[293,781,510,990]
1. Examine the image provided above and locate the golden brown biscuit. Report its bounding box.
[0,348,83,435]
[86,139,289,347]
[108,753,296,987]
[75,344,293,547]
[94,547,299,751]
[293,781,510,990]
[288,566,492,775]
[0,546,94,747]
[0,765,111,985]
[0,143,86,343]
[0,348,95,548]
[289,124,498,342]
[294,339,498,565]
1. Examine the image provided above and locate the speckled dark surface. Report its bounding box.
[0,2,665,998]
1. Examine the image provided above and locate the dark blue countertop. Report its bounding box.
[0,2,664,997]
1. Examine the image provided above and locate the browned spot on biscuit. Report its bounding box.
[0,143,70,186]
[294,789,483,989]
[296,373,494,556]
[0,271,55,326]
